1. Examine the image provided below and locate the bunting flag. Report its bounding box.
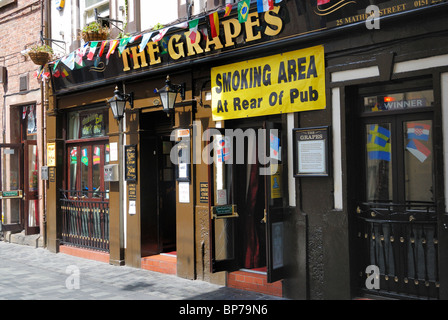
[152,28,169,42]
[275,0,282,2]
[257,0,273,12]
[209,11,219,38]
[175,21,189,29]
[238,0,250,23]
[82,42,89,56]
[87,41,99,60]
[75,48,84,67]
[129,34,142,43]
[224,3,232,17]
[53,69,61,78]
[118,37,131,54]
[160,36,170,55]
[139,32,153,52]
[98,41,107,57]
[317,0,330,5]
[35,67,43,79]
[106,40,119,60]
[53,59,60,71]
[201,26,208,39]
[189,19,199,44]
[62,51,75,70]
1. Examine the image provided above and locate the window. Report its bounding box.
[81,0,110,26]
[68,109,108,140]
[360,86,435,206]
[67,108,109,199]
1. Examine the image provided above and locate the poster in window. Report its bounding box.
[80,112,105,138]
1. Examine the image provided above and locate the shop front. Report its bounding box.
[45,0,448,299]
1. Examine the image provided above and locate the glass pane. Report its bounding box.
[92,145,101,198]
[70,147,78,192]
[28,145,38,192]
[1,148,20,225]
[365,123,392,202]
[2,199,20,225]
[27,105,37,135]
[68,113,80,140]
[80,112,107,138]
[213,134,231,205]
[2,148,20,190]
[404,120,434,203]
[28,200,38,228]
[81,147,89,197]
[364,89,434,113]
[214,219,235,261]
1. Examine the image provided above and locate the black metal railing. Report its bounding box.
[356,201,439,299]
[60,190,110,252]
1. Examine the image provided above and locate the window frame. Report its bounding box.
[65,107,110,200]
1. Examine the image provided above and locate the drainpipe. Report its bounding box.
[41,0,51,247]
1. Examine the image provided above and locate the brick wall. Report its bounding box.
[0,0,44,140]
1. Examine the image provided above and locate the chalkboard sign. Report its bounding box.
[125,145,137,182]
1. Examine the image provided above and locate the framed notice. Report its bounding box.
[125,145,137,182]
[293,126,330,177]
[47,143,56,167]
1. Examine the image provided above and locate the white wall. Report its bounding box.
[140,0,179,31]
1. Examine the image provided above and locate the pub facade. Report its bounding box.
[45,0,448,299]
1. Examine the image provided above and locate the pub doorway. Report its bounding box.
[140,111,177,257]
[348,78,440,299]
[210,116,288,283]
[1,105,40,236]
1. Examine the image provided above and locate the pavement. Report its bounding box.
[0,241,287,302]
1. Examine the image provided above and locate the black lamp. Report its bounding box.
[108,86,134,120]
[155,76,185,115]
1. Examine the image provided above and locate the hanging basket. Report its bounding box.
[28,51,51,66]
[82,30,109,42]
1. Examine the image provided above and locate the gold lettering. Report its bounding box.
[204,35,224,52]
[264,6,283,37]
[130,46,149,70]
[221,18,242,47]
[244,12,262,42]
[146,42,161,65]
[184,31,204,56]
[168,34,185,60]
[121,48,132,72]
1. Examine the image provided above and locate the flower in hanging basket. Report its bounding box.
[81,21,110,42]
[27,44,54,65]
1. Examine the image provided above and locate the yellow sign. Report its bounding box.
[47,143,56,167]
[211,45,326,121]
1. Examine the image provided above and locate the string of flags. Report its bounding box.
[44,0,283,80]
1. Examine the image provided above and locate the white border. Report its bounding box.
[442,73,448,210]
